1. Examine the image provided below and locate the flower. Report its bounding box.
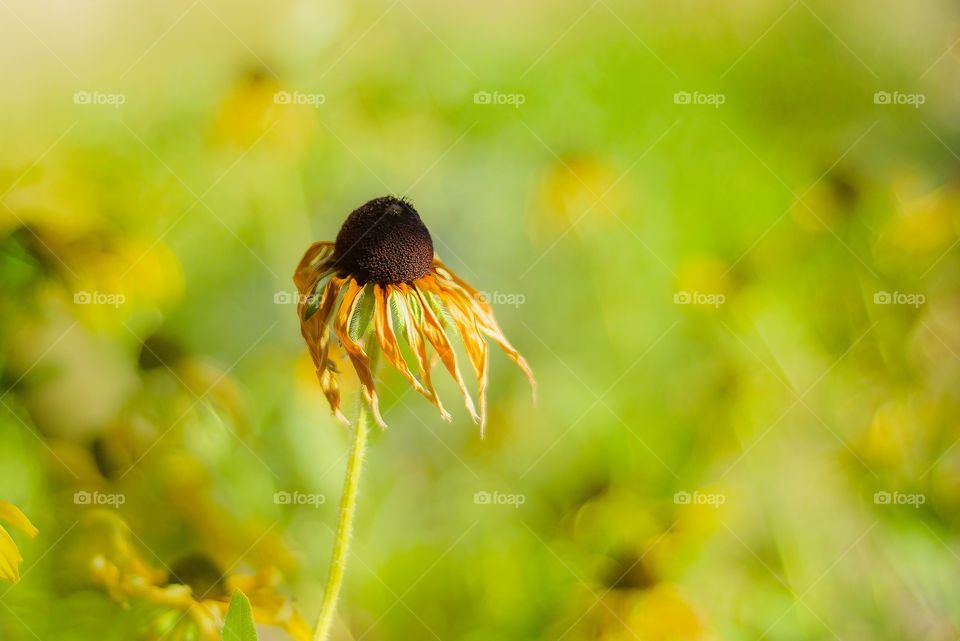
[90,518,309,641]
[294,195,535,432]
[0,501,38,582]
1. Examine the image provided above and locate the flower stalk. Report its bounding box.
[313,349,376,641]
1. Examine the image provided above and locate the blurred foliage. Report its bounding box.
[2,0,960,639]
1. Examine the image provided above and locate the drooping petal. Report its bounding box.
[397,285,451,422]
[432,262,537,403]
[334,280,386,428]
[374,285,427,398]
[412,277,480,423]
[433,283,490,432]
[298,277,348,424]
[475,313,537,405]
[293,242,335,293]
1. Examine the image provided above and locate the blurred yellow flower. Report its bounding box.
[0,501,38,583]
[618,583,707,641]
[72,237,184,322]
[876,176,959,260]
[573,582,708,641]
[534,154,633,238]
[676,256,732,309]
[90,518,309,641]
[212,69,318,158]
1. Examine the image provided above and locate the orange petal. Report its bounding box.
[434,285,490,431]
[412,279,480,423]
[334,280,386,428]
[293,242,335,293]
[299,278,348,424]
[432,264,536,404]
[425,263,538,416]
[477,315,537,405]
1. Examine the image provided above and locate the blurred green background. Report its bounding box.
[2,0,960,639]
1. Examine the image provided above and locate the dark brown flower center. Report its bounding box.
[333,196,434,285]
[168,554,227,600]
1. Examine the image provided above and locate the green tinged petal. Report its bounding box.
[347,284,375,341]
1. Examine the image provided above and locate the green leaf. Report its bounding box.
[222,591,258,641]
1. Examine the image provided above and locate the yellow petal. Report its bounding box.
[0,501,38,538]
[0,525,23,582]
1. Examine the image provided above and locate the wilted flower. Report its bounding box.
[294,195,535,431]
[0,500,38,582]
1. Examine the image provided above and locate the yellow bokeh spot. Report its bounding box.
[535,155,633,235]
[212,73,318,158]
[878,188,957,257]
[676,257,732,308]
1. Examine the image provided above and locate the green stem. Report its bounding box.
[313,399,370,641]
